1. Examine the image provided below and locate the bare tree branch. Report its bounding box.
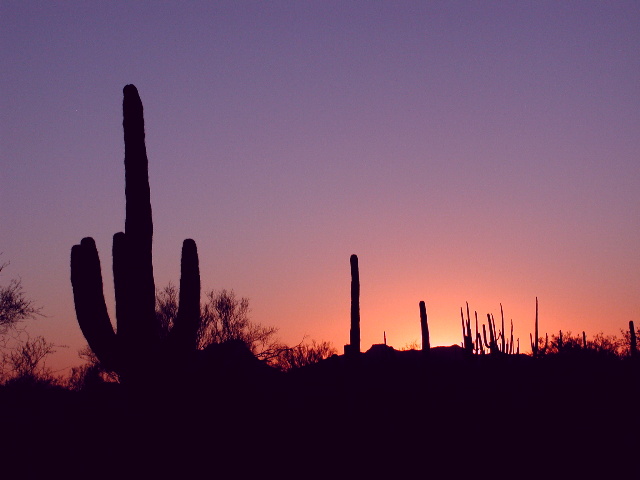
[0,259,43,334]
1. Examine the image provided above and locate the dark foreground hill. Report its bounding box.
[2,346,638,477]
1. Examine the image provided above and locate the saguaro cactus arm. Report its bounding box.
[112,232,132,341]
[171,239,201,352]
[70,237,118,370]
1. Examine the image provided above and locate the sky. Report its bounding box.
[1,1,639,375]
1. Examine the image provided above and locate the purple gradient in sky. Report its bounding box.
[1,2,639,372]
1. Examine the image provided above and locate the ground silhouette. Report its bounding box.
[2,345,637,477]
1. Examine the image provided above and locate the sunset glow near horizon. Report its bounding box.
[1,2,639,374]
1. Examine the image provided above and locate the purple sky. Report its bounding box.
[2,1,639,374]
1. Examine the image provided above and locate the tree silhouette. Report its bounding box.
[66,345,119,390]
[1,335,58,386]
[0,260,42,335]
[155,284,282,362]
[272,339,337,371]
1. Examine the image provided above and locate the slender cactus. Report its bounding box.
[543,333,549,355]
[509,319,514,355]
[474,311,483,354]
[483,314,499,355]
[348,254,360,356]
[500,304,506,354]
[558,330,564,353]
[530,297,539,357]
[629,321,637,357]
[482,324,489,353]
[420,301,430,353]
[460,305,472,355]
[70,85,201,383]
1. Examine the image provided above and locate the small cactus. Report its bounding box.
[460,304,472,355]
[530,297,539,357]
[474,311,484,355]
[483,314,499,355]
[558,330,564,352]
[500,304,506,353]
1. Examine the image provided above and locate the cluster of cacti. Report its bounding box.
[347,261,633,362]
[458,303,519,356]
[71,85,201,384]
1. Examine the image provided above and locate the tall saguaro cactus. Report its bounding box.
[70,85,201,383]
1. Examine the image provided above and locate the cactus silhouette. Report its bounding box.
[420,301,430,353]
[348,254,360,356]
[70,85,200,383]
[530,297,539,357]
[482,314,500,355]
[499,304,506,353]
[460,303,472,355]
